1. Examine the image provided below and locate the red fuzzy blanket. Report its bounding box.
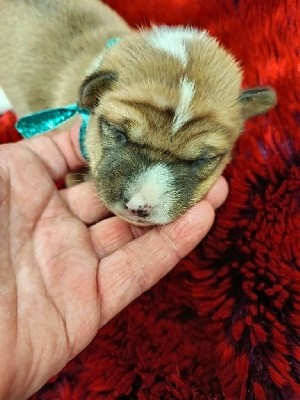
[1,0,299,399]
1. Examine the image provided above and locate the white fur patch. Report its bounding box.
[0,88,12,114]
[147,26,210,67]
[172,77,196,134]
[86,50,105,75]
[126,163,175,224]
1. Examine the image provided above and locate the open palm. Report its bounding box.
[0,126,227,399]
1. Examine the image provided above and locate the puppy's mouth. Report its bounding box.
[115,210,156,226]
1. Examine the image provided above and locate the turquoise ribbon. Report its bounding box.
[15,37,122,160]
[16,103,90,159]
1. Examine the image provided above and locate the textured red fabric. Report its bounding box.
[0,111,20,143]
[0,0,299,399]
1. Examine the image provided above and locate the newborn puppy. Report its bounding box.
[0,0,277,225]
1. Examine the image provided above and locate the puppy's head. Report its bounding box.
[79,26,277,226]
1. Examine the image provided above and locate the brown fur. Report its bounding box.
[0,0,277,225]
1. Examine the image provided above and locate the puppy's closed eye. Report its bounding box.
[100,117,128,145]
[191,153,225,177]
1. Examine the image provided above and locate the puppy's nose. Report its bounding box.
[125,198,152,218]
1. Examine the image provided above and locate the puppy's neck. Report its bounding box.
[85,37,121,76]
[53,29,130,108]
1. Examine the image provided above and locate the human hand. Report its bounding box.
[0,126,228,399]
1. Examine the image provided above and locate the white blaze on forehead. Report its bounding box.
[126,164,175,223]
[147,26,210,67]
[172,77,196,134]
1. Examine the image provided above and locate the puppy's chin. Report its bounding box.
[115,213,156,227]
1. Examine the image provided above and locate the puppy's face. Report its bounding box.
[80,27,276,225]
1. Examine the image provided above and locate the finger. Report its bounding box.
[90,216,151,258]
[205,176,229,209]
[20,123,85,181]
[98,200,215,325]
[60,180,112,224]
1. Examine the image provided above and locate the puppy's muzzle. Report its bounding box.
[125,199,153,218]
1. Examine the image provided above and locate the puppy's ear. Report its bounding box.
[239,86,277,120]
[79,70,117,109]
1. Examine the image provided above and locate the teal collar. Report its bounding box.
[16,103,90,159]
[15,37,121,160]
